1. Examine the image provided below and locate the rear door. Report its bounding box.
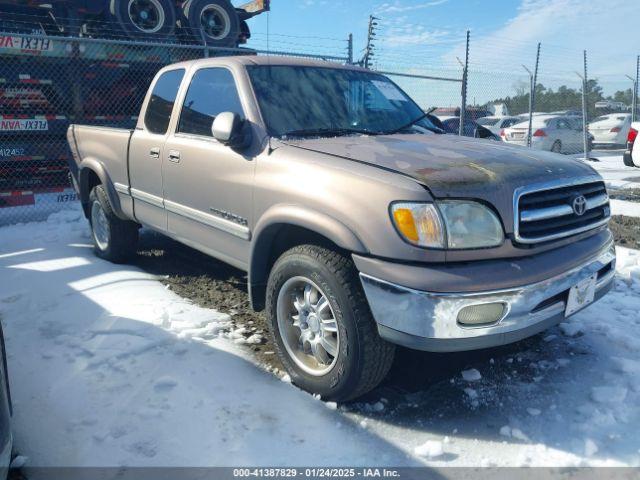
[128,68,185,231]
[162,67,254,268]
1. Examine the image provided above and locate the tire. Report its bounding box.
[266,245,395,402]
[89,185,139,263]
[109,0,176,40]
[181,0,240,47]
[551,140,562,153]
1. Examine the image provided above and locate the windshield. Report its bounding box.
[247,65,436,138]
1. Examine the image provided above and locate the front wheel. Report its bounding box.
[266,245,395,402]
[89,185,139,263]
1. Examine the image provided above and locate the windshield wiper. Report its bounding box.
[382,108,442,135]
[280,127,380,139]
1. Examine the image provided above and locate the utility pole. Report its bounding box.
[362,15,379,69]
[347,33,353,64]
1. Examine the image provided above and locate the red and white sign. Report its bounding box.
[0,35,53,52]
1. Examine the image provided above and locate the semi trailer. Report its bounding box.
[0,0,269,46]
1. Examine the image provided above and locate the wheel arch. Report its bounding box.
[78,160,127,220]
[248,206,368,311]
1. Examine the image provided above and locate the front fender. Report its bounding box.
[248,204,368,310]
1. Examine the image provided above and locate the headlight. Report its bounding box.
[391,201,504,249]
[438,201,504,249]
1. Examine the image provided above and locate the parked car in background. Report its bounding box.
[551,110,583,117]
[476,116,520,136]
[437,116,500,140]
[595,100,626,111]
[503,115,586,153]
[67,56,614,400]
[624,122,639,167]
[589,113,632,147]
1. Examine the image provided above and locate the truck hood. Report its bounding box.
[282,134,599,233]
[283,133,597,198]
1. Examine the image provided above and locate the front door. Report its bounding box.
[162,67,255,268]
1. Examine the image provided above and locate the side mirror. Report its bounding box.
[212,112,251,150]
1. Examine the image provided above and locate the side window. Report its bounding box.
[144,69,185,135]
[178,68,244,137]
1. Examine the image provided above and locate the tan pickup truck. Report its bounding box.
[68,56,615,401]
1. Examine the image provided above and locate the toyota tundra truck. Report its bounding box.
[67,56,616,401]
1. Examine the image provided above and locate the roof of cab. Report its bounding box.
[162,55,367,72]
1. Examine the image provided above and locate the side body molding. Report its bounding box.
[248,204,368,310]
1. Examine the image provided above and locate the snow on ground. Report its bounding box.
[0,207,413,468]
[343,247,640,467]
[611,199,640,218]
[1,208,640,468]
[578,151,640,190]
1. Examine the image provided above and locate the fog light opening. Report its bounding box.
[457,302,507,327]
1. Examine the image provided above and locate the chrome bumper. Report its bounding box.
[360,245,616,352]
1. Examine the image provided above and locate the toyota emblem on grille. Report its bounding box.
[572,195,588,216]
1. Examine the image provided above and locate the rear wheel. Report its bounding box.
[181,0,240,47]
[109,0,176,39]
[266,245,395,402]
[89,185,139,263]
[551,140,562,153]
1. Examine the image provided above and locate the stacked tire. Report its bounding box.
[108,0,242,47]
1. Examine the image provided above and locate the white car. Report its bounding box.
[595,100,626,111]
[589,113,632,147]
[475,116,520,136]
[502,115,586,153]
[624,122,639,167]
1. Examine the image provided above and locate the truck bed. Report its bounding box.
[67,124,133,193]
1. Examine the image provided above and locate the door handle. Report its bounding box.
[149,147,160,159]
[168,150,181,163]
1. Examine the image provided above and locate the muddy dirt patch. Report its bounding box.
[133,231,284,373]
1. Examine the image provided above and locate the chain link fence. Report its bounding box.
[0,29,349,225]
[0,17,638,225]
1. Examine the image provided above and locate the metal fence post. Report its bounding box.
[347,33,353,64]
[582,50,590,159]
[459,30,470,137]
[526,43,541,148]
[634,55,639,122]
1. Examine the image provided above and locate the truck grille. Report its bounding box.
[515,179,610,244]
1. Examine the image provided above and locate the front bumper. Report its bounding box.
[359,245,616,352]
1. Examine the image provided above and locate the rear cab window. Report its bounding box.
[178,68,244,137]
[144,69,185,135]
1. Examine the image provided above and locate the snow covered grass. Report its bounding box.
[1,208,640,468]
